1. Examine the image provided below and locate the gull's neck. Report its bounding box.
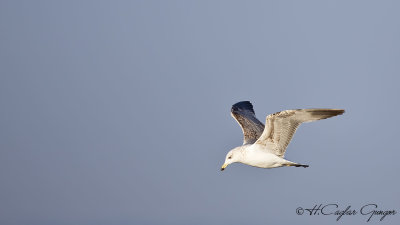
[235,145,251,162]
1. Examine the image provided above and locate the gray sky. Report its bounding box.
[1,1,399,224]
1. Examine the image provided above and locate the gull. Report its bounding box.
[221,101,344,171]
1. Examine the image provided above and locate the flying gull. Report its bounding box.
[221,101,344,171]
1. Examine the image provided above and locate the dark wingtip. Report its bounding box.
[309,109,345,119]
[333,109,345,115]
[231,101,255,114]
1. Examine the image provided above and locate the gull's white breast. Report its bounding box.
[243,144,288,168]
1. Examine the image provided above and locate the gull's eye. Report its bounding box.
[228,156,232,159]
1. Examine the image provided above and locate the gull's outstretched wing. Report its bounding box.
[255,109,345,157]
[231,101,265,145]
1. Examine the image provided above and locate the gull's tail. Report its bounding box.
[285,162,309,168]
[293,163,309,168]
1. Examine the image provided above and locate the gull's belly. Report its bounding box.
[245,150,286,168]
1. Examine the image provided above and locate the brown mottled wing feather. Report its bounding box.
[231,101,265,145]
[256,109,345,157]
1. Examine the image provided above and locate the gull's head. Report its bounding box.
[221,147,243,171]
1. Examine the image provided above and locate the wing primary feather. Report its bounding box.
[230,101,264,145]
[231,101,255,114]
[256,108,345,157]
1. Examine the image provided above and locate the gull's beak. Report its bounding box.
[221,163,228,171]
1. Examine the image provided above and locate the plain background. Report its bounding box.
[1,1,399,224]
